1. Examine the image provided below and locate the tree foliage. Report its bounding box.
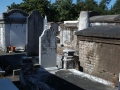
[7,0,120,22]
[97,0,111,14]
[52,0,74,21]
[7,0,51,21]
[112,0,120,14]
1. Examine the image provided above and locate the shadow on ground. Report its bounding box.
[46,72,85,90]
[0,52,26,75]
[20,66,85,90]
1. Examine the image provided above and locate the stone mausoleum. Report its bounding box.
[58,12,120,55]
[0,9,28,52]
[75,25,120,86]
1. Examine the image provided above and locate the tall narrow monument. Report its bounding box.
[27,10,44,56]
[78,11,90,31]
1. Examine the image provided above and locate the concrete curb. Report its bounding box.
[68,69,114,87]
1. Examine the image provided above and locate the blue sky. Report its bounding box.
[0,0,116,15]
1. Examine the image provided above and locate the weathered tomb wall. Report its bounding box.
[0,24,6,51]
[39,29,56,68]
[78,36,120,86]
[5,24,26,48]
[59,25,78,49]
[0,9,28,52]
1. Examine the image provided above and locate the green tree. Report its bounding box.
[52,0,74,21]
[7,0,116,22]
[75,0,85,12]
[98,0,111,15]
[7,0,51,20]
[99,0,111,10]
[112,0,120,14]
[7,2,20,9]
[84,0,98,11]
[75,0,99,16]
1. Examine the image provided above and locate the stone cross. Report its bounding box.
[26,10,43,56]
[39,29,56,68]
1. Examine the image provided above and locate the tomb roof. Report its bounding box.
[90,15,120,22]
[64,21,78,27]
[59,21,78,28]
[0,9,28,23]
[75,25,120,39]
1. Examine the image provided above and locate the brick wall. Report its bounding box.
[79,41,99,74]
[78,37,120,86]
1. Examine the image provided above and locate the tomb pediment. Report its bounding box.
[1,9,29,24]
[3,9,28,18]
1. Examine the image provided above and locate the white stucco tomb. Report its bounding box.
[0,9,28,52]
[39,29,56,68]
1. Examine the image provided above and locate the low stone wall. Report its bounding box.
[78,36,120,86]
[56,53,80,70]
